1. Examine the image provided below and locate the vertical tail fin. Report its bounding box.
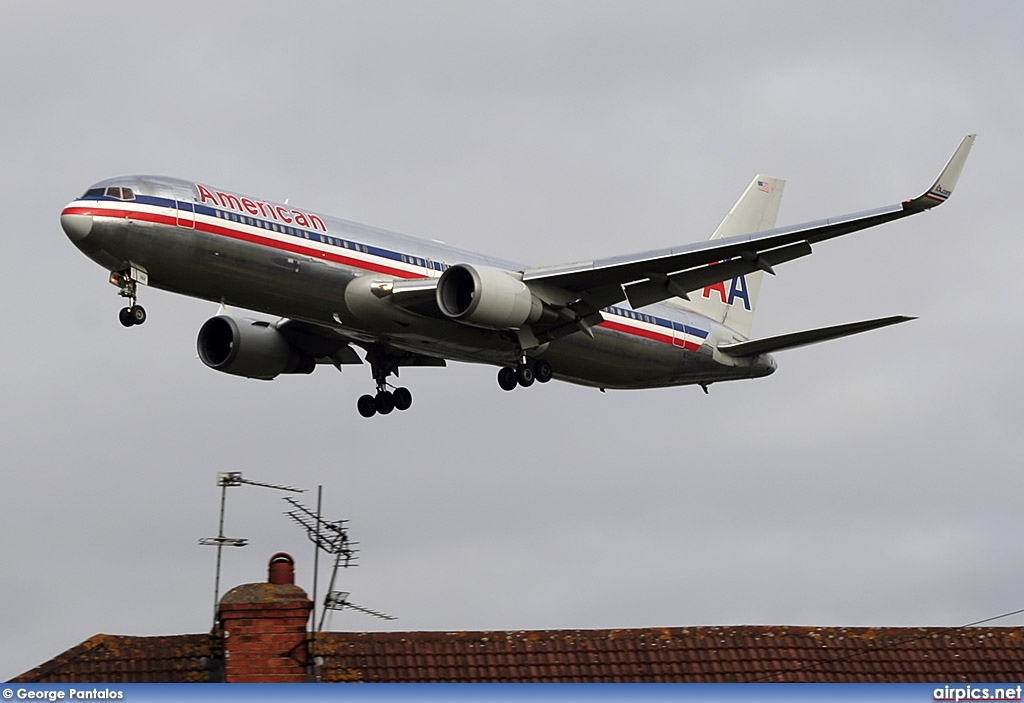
[668,175,785,337]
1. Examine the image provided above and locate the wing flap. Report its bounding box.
[623,240,813,309]
[718,315,915,357]
[275,319,364,365]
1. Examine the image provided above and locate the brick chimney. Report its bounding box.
[218,553,313,682]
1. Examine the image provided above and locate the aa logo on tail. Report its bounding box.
[702,275,752,311]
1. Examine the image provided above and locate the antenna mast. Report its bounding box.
[199,471,304,627]
[284,495,394,629]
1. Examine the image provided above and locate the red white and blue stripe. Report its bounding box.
[64,190,710,352]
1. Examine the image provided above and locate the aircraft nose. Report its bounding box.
[61,210,93,242]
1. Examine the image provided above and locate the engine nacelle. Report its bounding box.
[197,315,315,380]
[343,275,422,330]
[436,264,544,330]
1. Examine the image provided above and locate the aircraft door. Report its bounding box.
[176,196,196,229]
[671,321,687,349]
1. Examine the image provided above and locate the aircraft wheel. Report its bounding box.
[357,394,377,418]
[375,390,395,415]
[516,364,535,387]
[119,307,135,327]
[393,387,413,411]
[497,367,518,391]
[534,359,553,383]
[130,305,147,325]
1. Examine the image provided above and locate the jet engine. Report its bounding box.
[436,264,545,330]
[197,315,315,380]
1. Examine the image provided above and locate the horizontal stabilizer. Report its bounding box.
[718,315,915,357]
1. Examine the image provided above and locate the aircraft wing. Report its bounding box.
[275,318,446,370]
[522,134,976,314]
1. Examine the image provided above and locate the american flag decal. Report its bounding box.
[757,180,771,193]
[926,184,952,203]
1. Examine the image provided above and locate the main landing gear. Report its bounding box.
[357,348,413,418]
[497,359,553,391]
[110,269,146,327]
[357,385,413,419]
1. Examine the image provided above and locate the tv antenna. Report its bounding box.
[284,490,395,629]
[324,591,396,621]
[200,471,304,626]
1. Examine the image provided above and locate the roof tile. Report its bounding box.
[12,634,216,683]
[312,627,1024,683]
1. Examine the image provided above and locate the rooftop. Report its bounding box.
[14,625,1024,683]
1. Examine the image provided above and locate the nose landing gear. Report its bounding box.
[118,304,147,327]
[110,269,147,327]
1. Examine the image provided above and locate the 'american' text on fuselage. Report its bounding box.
[196,184,328,233]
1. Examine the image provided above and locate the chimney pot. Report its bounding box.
[268,552,295,585]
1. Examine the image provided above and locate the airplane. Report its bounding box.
[61,135,975,418]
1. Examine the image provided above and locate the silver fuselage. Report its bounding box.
[61,175,775,389]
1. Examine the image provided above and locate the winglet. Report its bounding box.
[905,133,976,211]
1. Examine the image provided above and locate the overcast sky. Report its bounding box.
[3,0,1022,680]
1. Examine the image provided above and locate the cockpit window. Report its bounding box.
[82,186,136,200]
[104,186,135,200]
